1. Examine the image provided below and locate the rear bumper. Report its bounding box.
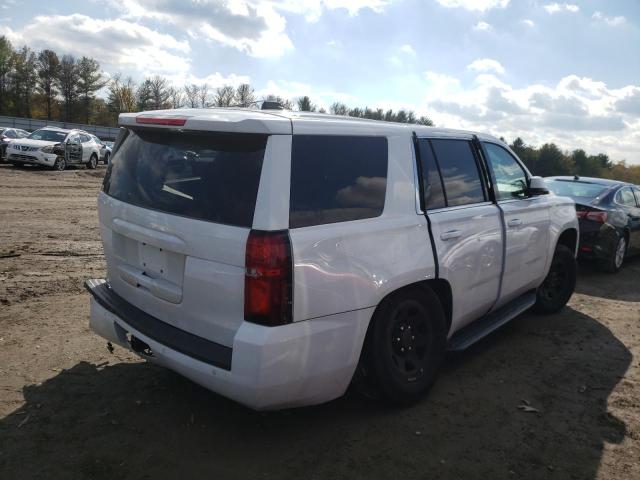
[577,224,621,261]
[86,279,371,410]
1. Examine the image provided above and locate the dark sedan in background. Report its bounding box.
[546,176,640,273]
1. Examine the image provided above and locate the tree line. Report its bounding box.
[0,35,637,182]
[509,138,640,184]
[0,36,433,128]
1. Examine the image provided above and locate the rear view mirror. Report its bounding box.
[527,176,549,196]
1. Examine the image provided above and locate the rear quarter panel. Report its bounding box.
[288,133,436,321]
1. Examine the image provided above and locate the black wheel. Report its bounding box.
[86,154,98,170]
[360,287,447,405]
[597,235,627,273]
[533,244,576,314]
[103,152,110,165]
[52,156,66,171]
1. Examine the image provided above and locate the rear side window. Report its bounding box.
[418,139,446,209]
[430,139,485,207]
[289,135,388,228]
[103,129,267,227]
[616,187,637,207]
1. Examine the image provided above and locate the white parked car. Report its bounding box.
[7,127,102,170]
[1,127,30,161]
[86,109,579,410]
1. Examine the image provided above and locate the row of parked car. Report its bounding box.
[0,126,113,170]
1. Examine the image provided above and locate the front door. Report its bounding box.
[482,142,551,308]
[65,134,82,164]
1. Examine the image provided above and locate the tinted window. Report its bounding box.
[4,129,16,138]
[80,134,91,143]
[418,139,446,209]
[28,129,67,142]
[634,188,640,206]
[290,135,388,228]
[484,143,528,200]
[430,139,485,207]
[104,129,267,227]
[616,187,637,207]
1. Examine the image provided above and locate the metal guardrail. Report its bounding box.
[0,115,120,140]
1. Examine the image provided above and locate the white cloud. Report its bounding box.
[473,21,492,31]
[468,58,505,75]
[400,44,416,55]
[434,0,509,12]
[117,0,293,58]
[522,19,535,27]
[273,0,396,22]
[422,72,638,162]
[592,11,626,27]
[1,14,191,75]
[543,3,579,14]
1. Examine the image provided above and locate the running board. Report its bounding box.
[447,291,537,352]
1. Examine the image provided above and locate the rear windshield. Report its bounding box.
[103,129,267,227]
[546,180,608,200]
[28,129,67,142]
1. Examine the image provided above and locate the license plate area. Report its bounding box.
[139,242,169,277]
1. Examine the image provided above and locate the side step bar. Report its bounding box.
[447,291,537,352]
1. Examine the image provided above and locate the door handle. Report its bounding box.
[440,229,462,241]
[507,219,523,228]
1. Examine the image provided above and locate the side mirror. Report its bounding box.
[527,176,549,196]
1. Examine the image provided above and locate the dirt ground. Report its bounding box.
[0,164,638,480]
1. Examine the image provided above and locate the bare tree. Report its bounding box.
[235,83,255,107]
[167,87,183,109]
[183,84,199,108]
[198,83,209,108]
[107,75,137,118]
[214,86,235,107]
[148,75,171,110]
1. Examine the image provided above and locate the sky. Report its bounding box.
[1,0,639,163]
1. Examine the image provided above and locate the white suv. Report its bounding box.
[86,109,579,410]
[7,127,102,170]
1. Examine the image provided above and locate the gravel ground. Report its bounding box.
[0,164,638,480]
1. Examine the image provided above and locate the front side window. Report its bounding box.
[430,139,485,207]
[4,129,16,138]
[289,135,388,228]
[616,187,637,207]
[483,143,528,200]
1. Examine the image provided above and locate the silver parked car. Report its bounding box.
[1,127,30,162]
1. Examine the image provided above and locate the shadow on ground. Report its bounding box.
[575,256,640,302]
[0,307,631,480]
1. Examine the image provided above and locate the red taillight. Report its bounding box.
[244,230,292,326]
[577,211,607,223]
[135,115,188,126]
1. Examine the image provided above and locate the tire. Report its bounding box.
[533,244,576,314]
[360,287,447,405]
[597,235,627,273]
[52,156,66,171]
[103,152,110,165]
[86,154,98,170]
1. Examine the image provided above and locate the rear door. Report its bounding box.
[420,137,503,332]
[482,142,550,307]
[100,127,271,347]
